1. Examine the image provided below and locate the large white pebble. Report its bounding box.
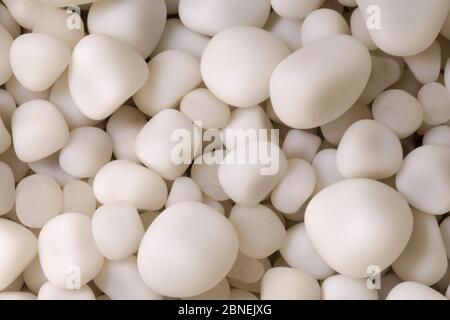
[0,162,15,216]
[38,282,95,300]
[179,0,270,36]
[69,34,148,120]
[12,100,69,163]
[396,145,450,215]
[137,201,239,297]
[321,103,372,145]
[106,105,147,162]
[50,72,99,129]
[386,281,447,300]
[0,89,16,131]
[63,180,96,217]
[260,267,320,300]
[201,26,289,108]
[305,179,413,278]
[271,0,325,19]
[393,209,448,286]
[270,34,371,129]
[229,204,286,259]
[180,88,230,129]
[0,292,36,300]
[0,25,12,86]
[280,223,334,280]
[417,82,450,125]
[38,213,103,288]
[134,50,201,116]
[16,174,63,228]
[271,159,315,213]
[92,202,145,261]
[88,0,166,58]
[152,18,210,59]
[135,109,201,180]
[218,141,288,205]
[0,219,37,290]
[94,256,162,300]
[356,0,450,56]
[404,41,441,84]
[59,126,113,178]
[301,9,350,46]
[336,119,403,179]
[321,275,378,300]
[93,159,167,211]
[10,33,70,92]
[372,89,423,138]
[165,177,202,208]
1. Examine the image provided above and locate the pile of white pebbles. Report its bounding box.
[0,0,450,300]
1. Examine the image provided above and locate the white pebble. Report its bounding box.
[417,82,450,125]
[280,223,334,280]
[305,179,413,278]
[270,35,371,129]
[227,252,265,283]
[11,99,69,163]
[271,158,316,214]
[93,159,167,211]
[301,9,350,46]
[403,41,441,84]
[15,174,62,228]
[386,281,447,300]
[396,145,450,215]
[201,26,289,108]
[260,267,320,300]
[229,204,286,259]
[37,281,95,300]
[137,201,238,297]
[0,162,15,216]
[63,180,96,217]
[281,129,321,162]
[372,89,423,138]
[321,275,378,300]
[134,50,201,117]
[270,0,325,20]
[59,126,113,178]
[423,125,450,147]
[165,177,202,208]
[336,119,403,179]
[38,213,104,288]
[0,25,12,86]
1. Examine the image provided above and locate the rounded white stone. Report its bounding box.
[229,204,286,259]
[321,274,379,300]
[92,202,145,261]
[386,281,447,300]
[38,282,95,300]
[63,180,96,217]
[59,126,113,178]
[417,82,450,125]
[305,179,413,278]
[165,177,202,208]
[16,174,63,228]
[301,9,350,46]
[93,159,167,211]
[396,145,450,215]
[69,34,148,120]
[134,50,201,116]
[0,162,15,216]
[10,33,70,92]
[137,201,239,297]
[12,100,69,163]
[260,267,320,300]
[0,219,37,290]
[38,213,104,288]
[0,25,12,86]
[88,0,166,58]
[201,26,289,108]
[179,0,271,36]
[271,0,325,19]
[336,119,403,180]
[270,34,371,129]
